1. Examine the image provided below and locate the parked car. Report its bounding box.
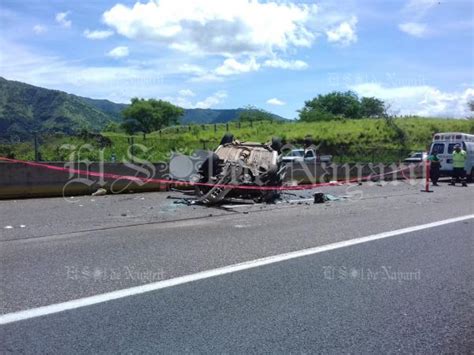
[281,149,332,163]
[403,152,428,163]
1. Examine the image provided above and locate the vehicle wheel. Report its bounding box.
[256,165,281,203]
[304,136,313,148]
[195,153,221,197]
[220,133,234,145]
[271,137,282,153]
[467,169,473,183]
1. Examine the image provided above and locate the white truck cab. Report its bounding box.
[429,132,474,181]
[281,148,332,163]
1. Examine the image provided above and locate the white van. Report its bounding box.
[429,132,474,181]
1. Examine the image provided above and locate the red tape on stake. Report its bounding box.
[0,156,415,191]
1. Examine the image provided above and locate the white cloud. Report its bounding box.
[176,64,206,75]
[179,89,195,97]
[399,0,438,37]
[101,1,358,79]
[195,91,227,109]
[33,25,47,34]
[84,29,114,40]
[326,16,358,46]
[107,46,129,58]
[166,90,227,108]
[399,22,428,37]
[191,55,309,81]
[351,82,474,118]
[215,57,260,76]
[189,73,224,83]
[263,58,308,70]
[403,0,438,19]
[55,11,71,28]
[266,98,286,106]
[103,0,317,58]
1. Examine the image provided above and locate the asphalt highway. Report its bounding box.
[1,180,473,353]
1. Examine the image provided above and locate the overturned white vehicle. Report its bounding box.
[195,134,286,204]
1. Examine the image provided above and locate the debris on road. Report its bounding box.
[312,192,349,204]
[92,188,107,196]
[313,192,327,204]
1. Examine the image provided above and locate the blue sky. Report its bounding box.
[0,0,473,118]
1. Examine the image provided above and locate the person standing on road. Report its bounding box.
[450,144,467,187]
[428,152,441,186]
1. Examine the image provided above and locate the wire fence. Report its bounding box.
[157,119,290,135]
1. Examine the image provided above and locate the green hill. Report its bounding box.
[0,77,122,140]
[78,96,127,121]
[180,108,285,124]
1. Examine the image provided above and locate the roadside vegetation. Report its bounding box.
[1,92,473,163]
[2,117,472,163]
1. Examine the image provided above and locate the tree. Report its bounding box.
[468,99,474,120]
[121,98,184,137]
[360,97,386,118]
[122,118,144,136]
[103,121,123,133]
[238,105,275,122]
[298,91,387,121]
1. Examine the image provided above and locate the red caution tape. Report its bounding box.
[0,156,415,191]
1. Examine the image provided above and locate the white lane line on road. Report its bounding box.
[1,214,472,325]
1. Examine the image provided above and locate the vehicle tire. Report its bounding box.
[220,133,234,145]
[256,165,282,203]
[304,136,313,148]
[198,153,220,180]
[271,137,282,153]
[467,169,473,183]
[195,153,221,197]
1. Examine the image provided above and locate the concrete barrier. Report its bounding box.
[286,162,424,184]
[0,161,168,200]
[0,161,424,200]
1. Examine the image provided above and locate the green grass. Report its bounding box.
[2,118,473,163]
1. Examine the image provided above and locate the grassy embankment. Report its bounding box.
[2,118,473,163]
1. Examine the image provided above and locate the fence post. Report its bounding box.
[33,133,39,162]
[226,123,229,131]
[130,136,135,163]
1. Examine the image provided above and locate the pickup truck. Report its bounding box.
[403,152,427,163]
[281,149,332,163]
